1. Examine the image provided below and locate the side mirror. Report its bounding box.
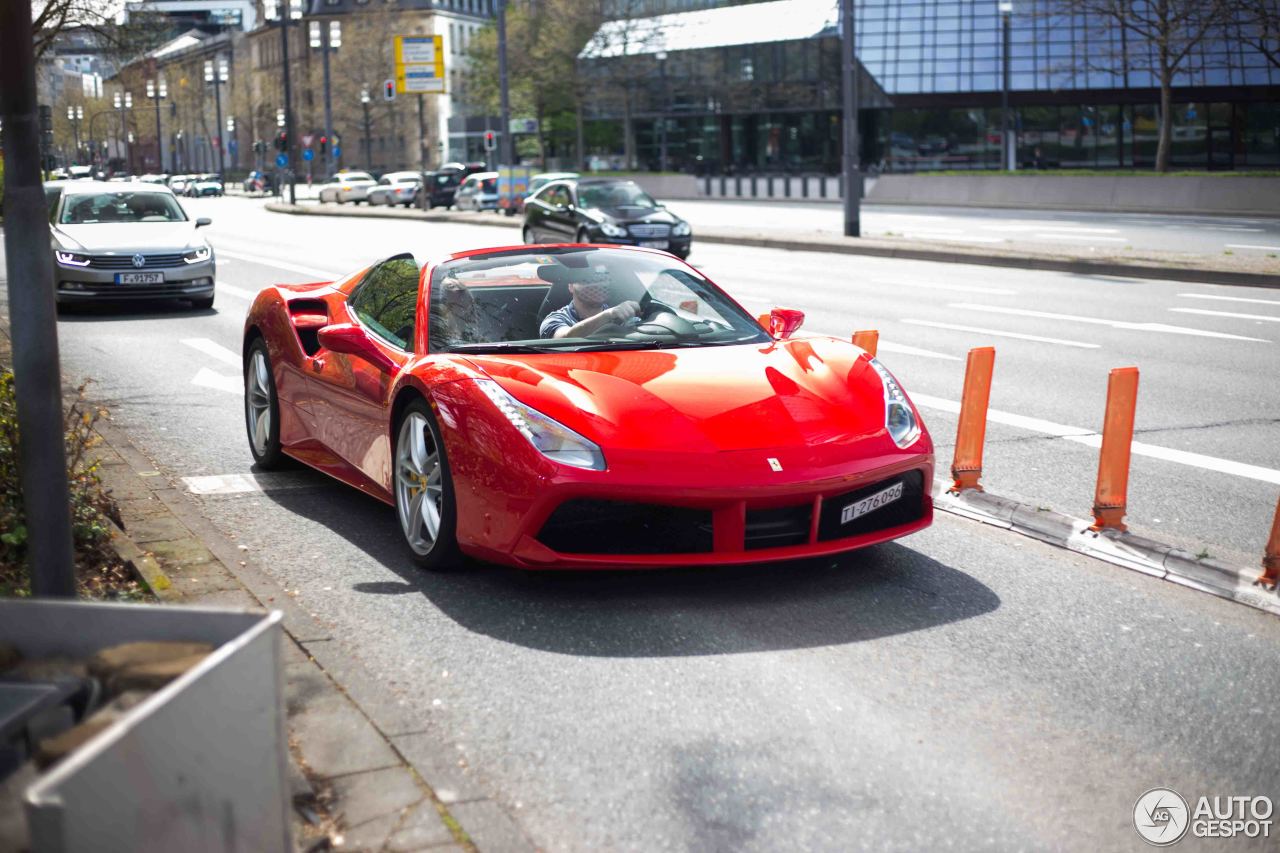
[317,323,398,373]
[195,217,212,228]
[767,308,805,340]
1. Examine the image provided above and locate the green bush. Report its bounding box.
[0,372,133,597]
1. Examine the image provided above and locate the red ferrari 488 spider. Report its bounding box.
[243,244,933,570]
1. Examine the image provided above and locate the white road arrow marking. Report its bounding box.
[192,367,241,394]
[181,337,241,366]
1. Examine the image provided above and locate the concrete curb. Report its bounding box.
[262,201,1280,289]
[932,482,1280,617]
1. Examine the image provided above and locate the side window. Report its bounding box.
[349,257,421,351]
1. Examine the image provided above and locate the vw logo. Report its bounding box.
[132,253,146,268]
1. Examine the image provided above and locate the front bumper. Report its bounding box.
[54,256,216,302]
[587,229,692,257]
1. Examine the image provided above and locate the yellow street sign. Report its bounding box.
[394,35,446,95]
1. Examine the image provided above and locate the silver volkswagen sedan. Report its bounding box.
[51,182,216,308]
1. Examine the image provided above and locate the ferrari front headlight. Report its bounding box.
[474,379,605,470]
[868,358,921,449]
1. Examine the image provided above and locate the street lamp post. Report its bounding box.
[310,19,340,179]
[839,0,860,237]
[66,105,82,164]
[655,51,668,173]
[265,0,301,203]
[276,108,286,197]
[496,0,512,170]
[112,90,132,173]
[204,57,228,176]
[226,116,236,170]
[360,88,372,170]
[146,76,167,171]
[1000,1,1015,171]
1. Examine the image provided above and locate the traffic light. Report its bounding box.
[383,79,395,101]
[319,135,327,154]
[275,131,287,152]
[483,130,496,152]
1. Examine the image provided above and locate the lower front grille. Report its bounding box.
[744,503,811,550]
[817,470,926,542]
[537,499,713,555]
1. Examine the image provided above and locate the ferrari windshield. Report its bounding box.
[428,247,770,354]
[59,191,186,224]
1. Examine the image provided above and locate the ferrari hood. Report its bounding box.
[465,338,893,453]
[53,222,200,253]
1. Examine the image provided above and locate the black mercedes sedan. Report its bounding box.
[521,178,692,259]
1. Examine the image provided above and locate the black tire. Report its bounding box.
[523,226,535,244]
[576,228,590,245]
[191,294,215,310]
[394,399,462,571]
[244,337,286,469]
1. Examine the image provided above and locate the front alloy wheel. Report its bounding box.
[394,401,460,569]
[244,338,284,468]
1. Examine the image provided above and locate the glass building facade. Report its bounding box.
[585,0,1280,172]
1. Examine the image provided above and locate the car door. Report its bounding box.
[539,184,576,241]
[308,255,419,490]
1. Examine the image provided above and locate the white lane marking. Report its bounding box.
[183,472,327,495]
[1032,234,1129,242]
[216,282,257,300]
[1178,292,1280,306]
[990,225,1120,234]
[901,231,1004,244]
[1198,226,1264,232]
[909,393,1280,486]
[1225,244,1280,252]
[876,341,962,361]
[950,303,1271,342]
[181,338,241,367]
[1169,307,1280,323]
[900,319,1100,349]
[215,248,340,280]
[192,367,241,394]
[871,279,1017,295]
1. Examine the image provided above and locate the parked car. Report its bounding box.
[168,174,194,194]
[511,171,578,217]
[241,245,932,569]
[185,173,224,197]
[522,177,692,260]
[418,162,488,209]
[49,181,215,308]
[243,170,273,194]
[366,171,423,207]
[454,172,500,212]
[318,170,377,204]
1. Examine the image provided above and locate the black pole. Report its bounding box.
[322,28,334,180]
[0,1,77,597]
[1002,8,1012,171]
[363,98,372,170]
[212,64,225,176]
[497,0,512,168]
[840,0,860,237]
[153,95,164,171]
[280,17,297,204]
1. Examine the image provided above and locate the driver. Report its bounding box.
[539,275,641,339]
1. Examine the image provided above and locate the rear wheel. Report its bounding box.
[394,400,461,570]
[522,226,535,244]
[244,338,285,468]
[576,228,590,244]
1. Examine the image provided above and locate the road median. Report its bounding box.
[262,200,1280,288]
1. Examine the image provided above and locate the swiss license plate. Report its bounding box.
[639,240,669,249]
[115,272,163,284]
[841,481,904,525]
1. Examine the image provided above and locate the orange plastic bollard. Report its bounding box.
[852,329,879,357]
[1259,496,1280,589]
[1091,366,1140,532]
[950,346,996,493]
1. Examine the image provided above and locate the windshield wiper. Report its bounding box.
[446,342,556,353]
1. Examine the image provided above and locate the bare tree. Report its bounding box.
[33,1,168,66]
[1233,0,1280,68]
[1046,0,1235,171]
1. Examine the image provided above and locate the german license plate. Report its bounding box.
[639,240,669,249]
[115,272,163,284]
[841,481,904,524]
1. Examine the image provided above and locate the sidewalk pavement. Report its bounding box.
[0,313,533,853]
[254,194,1280,288]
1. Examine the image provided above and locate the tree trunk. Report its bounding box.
[1155,69,1173,172]
[623,87,634,171]
[575,91,585,171]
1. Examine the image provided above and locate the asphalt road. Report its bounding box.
[6,197,1279,850]
[671,200,1280,259]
